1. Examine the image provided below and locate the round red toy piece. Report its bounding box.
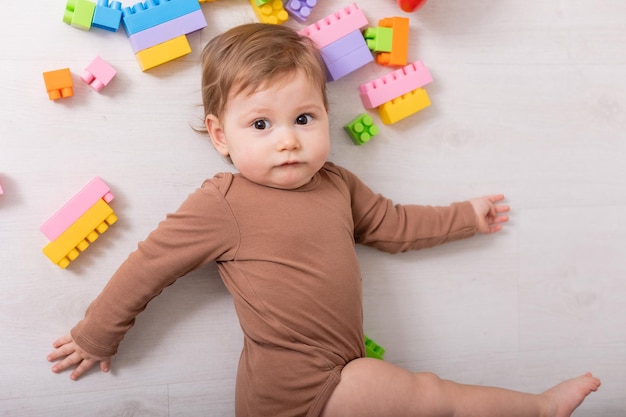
[398,0,428,12]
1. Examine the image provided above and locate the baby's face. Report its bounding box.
[207,70,330,190]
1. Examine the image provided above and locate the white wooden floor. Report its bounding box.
[1,1,625,415]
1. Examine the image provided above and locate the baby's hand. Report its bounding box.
[47,333,111,380]
[469,194,510,234]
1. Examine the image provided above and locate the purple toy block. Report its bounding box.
[359,61,433,109]
[92,0,123,32]
[284,0,317,23]
[320,30,373,81]
[128,9,207,53]
[298,3,368,49]
[80,56,117,92]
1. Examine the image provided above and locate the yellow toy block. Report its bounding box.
[378,87,431,125]
[249,0,288,25]
[43,199,118,268]
[135,35,192,71]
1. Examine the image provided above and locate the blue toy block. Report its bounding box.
[122,0,201,36]
[320,30,373,81]
[128,9,206,53]
[92,0,123,32]
[284,0,317,23]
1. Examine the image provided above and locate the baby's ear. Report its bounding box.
[206,115,229,157]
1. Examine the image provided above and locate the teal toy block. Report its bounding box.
[364,335,385,360]
[63,0,96,30]
[122,0,201,36]
[93,0,123,32]
[363,27,393,53]
[344,114,379,145]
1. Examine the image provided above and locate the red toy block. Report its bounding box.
[376,17,409,67]
[80,56,117,92]
[398,0,428,12]
[43,68,73,101]
[298,3,368,49]
[359,60,432,109]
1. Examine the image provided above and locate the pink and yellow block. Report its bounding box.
[41,177,118,269]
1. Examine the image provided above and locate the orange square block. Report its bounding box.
[43,68,74,100]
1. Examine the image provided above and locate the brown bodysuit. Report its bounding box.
[71,162,477,417]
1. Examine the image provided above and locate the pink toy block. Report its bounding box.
[127,9,206,53]
[0,184,3,195]
[40,177,114,241]
[298,3,368,49]
[359,61,432,109]
[80,56,117,92]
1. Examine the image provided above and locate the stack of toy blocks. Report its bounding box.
[359,60,432,124]
[64,0,123,32]
[375,17,409,67]
[123,0,207,71]
[249,0,288,25]
[41,177,118,269]
[299,3,372,81]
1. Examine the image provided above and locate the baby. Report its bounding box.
[48,23,600,417]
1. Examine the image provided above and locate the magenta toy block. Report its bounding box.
[0,184,3,195]
[359,61,433,109]
[40,177,115,241]
[284,0,317,23]
[122,0,201,36]
[80,56,117,92]
[298,3,368,49]
[93,0,123,32]
[320,30,373,81]
[128,9,207,53]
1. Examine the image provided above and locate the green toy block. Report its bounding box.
[64,0,96,31]
[344,114,379,145]
[364,335,385,360]
[363,27,393,53]
[254,0,272,5]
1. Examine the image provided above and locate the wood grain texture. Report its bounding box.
[1,0,624,415]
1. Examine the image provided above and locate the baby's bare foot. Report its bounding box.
[541,373,601,417]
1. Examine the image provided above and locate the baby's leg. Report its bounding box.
[320,358,600,417]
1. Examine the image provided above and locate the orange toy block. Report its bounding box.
[376,17,409,67]
[43,68,73,100]
[378,87,430,125]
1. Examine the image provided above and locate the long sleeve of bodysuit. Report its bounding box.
[70,175,240,358]
[329,163,477,253]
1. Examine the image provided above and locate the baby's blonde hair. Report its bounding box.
[200,23,328,124]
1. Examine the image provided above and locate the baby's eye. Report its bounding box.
[252,119,271,130]
[295,114,313,125]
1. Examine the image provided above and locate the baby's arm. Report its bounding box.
[47,333,111,380]
[469,194,510,234]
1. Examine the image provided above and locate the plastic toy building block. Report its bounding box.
[376,17,409,67]
[0,184,3,195]
[363,27,393,52]
[128,9,206,53]
[284,0,317,23]
[398,0,428,12]
[122,0,201,36]
[378,87,430,125]
[298,3,368,49]
[359,61,432,109]
[364,335,385,360]
[253,0,271,5]
[43,199,118,269]
[344,114,379,145]
[321,30,373,81]
[80,56,117,92]
[63,0,96,30]
[135,34,192,71]
[249,0,288,25]
[43,68,73,101]
[92,0,123,32]
[40,177,114,241]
